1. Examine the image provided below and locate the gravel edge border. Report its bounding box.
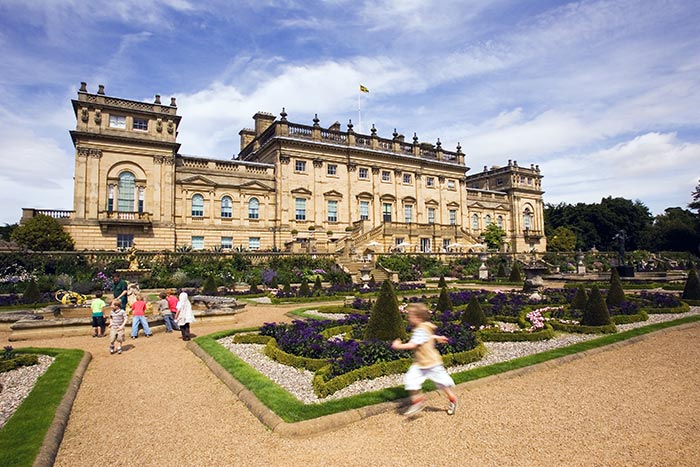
[32,351,92,467]
[188,321,700,438]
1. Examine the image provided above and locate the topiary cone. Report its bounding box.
[582,285,612,326]
[509,262,522,282]
[461,295,487,328]
[682,268,700,300]
[435,286,453,312]
[571,285,588,310]
[606,268,625,307]
[364,280,406,341]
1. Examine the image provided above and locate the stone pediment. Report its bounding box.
[446,201,460,208]
[468,201,486,208]
[356,191,374,200]
[290,187,313,195]
[379,193,396,201]
[323,190,343,198]
[425,199,439,206]
[181,175,217,186]
[239,180,274,191]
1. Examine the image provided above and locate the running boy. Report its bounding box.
[108,299,127,354]
[391,303,458,416]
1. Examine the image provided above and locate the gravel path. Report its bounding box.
[1,301,699,467]
[0,354,54,429]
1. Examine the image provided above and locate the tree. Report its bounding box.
[461,295,487,327]
[606,268,626,307]
[435,287,453,312]
[508,262,522,282]
[22,278,42,304]
[547,226,577,252]
[689,179,700,215]
[682,267,700,300]
[643,207,700,253]
[438,275,447,288]
[0,223,18,241]
[10,215,74,251]
[581,286,612,326]
[364,280,406,341]
[571,285,588,311]
[483,223,506,251]
[202,276,218,295]
[298,278,310,297]
[313,276,322,294]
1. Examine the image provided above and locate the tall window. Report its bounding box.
[485,215,491,226]
[360,201,369,221]
[137,187,144,213]
[404,204,413,223]
[117,234,133,249]
[471,213,479,230]
[524,208,532,229]
[221,196,232,218]
[420,238,431,253]
[427,207,435,224]
[327,200,338,222]
[358,167,369,179]
[117,172,135,212]
[192,194,204,217]
[295,198,306,221]
[449,209,457,225]
[107,185,114,212]
[443,238,451,251]
[248,237,261,251]
[248,197,259,219]
[497,215,504,228]
[221,237,232,250]
[382,203,392,222]
[191,236,204,250]
[295,160,306,172]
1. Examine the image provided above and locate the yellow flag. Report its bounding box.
[359,84,369,93]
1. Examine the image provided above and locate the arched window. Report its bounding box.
[248,197,259,219]
[221,196,232,218]
[192,194,204,217]
[471,214,479,230]
[485,215,491,226]
[523,208,532,229]
[497,215,504,228]
[117,172,135,212]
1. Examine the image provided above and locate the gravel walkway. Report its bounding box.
[1,301,699,467]
[0,354,54,429]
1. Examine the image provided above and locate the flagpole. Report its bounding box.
[358,91,362,134]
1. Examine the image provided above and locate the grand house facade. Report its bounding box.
[22,83,546,255]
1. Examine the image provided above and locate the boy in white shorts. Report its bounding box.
[108,299,127,354]
[392,303,458,416]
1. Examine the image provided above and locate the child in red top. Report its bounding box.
[130,293,152,339]
[165,289,180,331]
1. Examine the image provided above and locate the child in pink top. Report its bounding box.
[130,293,152,339]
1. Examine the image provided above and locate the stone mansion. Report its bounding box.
[22,83,546,255]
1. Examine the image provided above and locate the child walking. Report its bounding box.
[108,299,127,354]
[157,292,177,333]
[90,291,107,337]
[130,293,153,339]
[175,291,195,341]
[391,303,458,416]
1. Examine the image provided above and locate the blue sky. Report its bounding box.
[1,0,699,225]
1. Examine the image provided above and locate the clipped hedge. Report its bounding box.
[262,338,329,372]
[478,323,555,342]
[640,302,690,314]
[319,325,354,339]
[0,354,39,373]
[232,334,273,345]
[611,311,648,325]
[549,321,617,334]
[681,299,700,306]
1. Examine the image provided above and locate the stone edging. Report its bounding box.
[188,321,699,438]
[32,351,92,467]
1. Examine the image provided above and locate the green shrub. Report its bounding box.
[364,280,406,341]
[283,278,292,294]
[0,354,39,373]
[582,285,612,326]
[435,287,453,312]
[298,279,311,297]
[496,262,507,278]
[202,275,218,295]
[22,278,42,304]
[606,268,626,307]
[479,323,555,342]
[313,276,322,294]
[461,295,487,327]
[682,268,700,300]
[571,285,588,310]
[438,275,447,288]
[508,262,522,282]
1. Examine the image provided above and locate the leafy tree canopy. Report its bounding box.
[547,226,577,252]
[10,215,74,251]
[483,223,506,251]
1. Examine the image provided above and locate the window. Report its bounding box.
[449,209,457,225]
[249,237,261,251]
[109,115,126,129]
[221,237,232,250]
[295,160,306,172]
[358,167,369,179]
[404,204,413,223]
[138,187,144,213]
[327,200,338,222]
[524,209,532,229]
[382,203,392,222]
[395,237,404,248]
[221,196,232,218]
[295,198,306,221]
[471,213,479,230]
[191,236,204,250]
[360,201,370,221]
[248,197,259,219]
[327,164,337,176]
[381,171,390,182]
[497,178,504,186]
[133,118,148,131]
[191,194,204,217]
[443,238,451,251]
[427,207,435,224]
[485,215,491,226]
[527,177,533,185]
[426,177,435,188]
[117,172,135,211]
[497,215,504,228]
[403,173,412,184]
[447,179,455,190]
[107,185,114,212]
[420,238,431,253]
[117,234,133,249]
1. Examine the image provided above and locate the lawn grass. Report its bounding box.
[0,303,54,313]
[0,348,84,467]
[195,314,700,424]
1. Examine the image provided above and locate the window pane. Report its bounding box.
[382,203,392,222]
[485,215,491,226]
[249,237,261,251]
[497,215,503,228]
[221,196,232,218]
[381,171,390,182]
[192,236,204,250]
[327,164,337,175]
[471,214,478,229]
[133,118,148,131]
[404,205,413,223]
[295,198,306,221]
[359,168,368,179]
[450,210,457,225]
[428,208,435,224]
[192,194,204,217]
[248,197,259,219]
[327,200,338,222]
[360,201,369,221]
[221,237,232,249]
[116,234,134,249]
[427,177,434,187]
[117,172,135,212]
[109,115,126,128]
[295,160,306,172]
